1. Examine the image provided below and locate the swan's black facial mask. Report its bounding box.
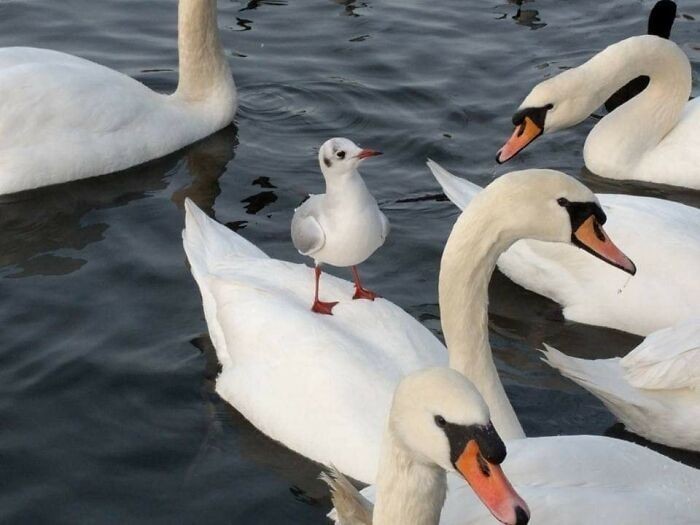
[496,104,552,164]
[559,199,637,275]
[437,420,530,524]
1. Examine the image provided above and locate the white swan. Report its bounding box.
[428,159,700,336]
[0,0,236,195]
[183,198,445,484]
[183,167,699,523]
[291,138,388,314]
[322,367,530,525]
[497,34,700,189]
[542,317,700,452]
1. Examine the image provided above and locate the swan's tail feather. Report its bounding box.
[321,465,373,525]
[183,198,268,276]
[541,344,638,410]
[426,159,482,210]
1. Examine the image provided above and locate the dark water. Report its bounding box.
[1,0,699,523]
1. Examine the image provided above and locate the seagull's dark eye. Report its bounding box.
[336,150,345,159]
[434,415,447,428]
[557,197,569,207]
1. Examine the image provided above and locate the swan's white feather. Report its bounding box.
[622,317,700,390]
[542,324,700,451]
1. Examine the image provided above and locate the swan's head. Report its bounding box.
[496,67,598,163]
[390,368,530,525]
[318,137,382,178]
[485,169,637,275]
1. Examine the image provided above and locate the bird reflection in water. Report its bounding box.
[496,0,546,30]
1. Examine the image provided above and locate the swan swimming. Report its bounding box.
[0,0,236,195]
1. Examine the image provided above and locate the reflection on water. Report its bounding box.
[333,0,369,17]
[513,7,546,30]
[495,0,546,30]
[171,125,239,216]
[0,126,237,278]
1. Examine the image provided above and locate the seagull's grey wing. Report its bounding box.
[291,197,325,256]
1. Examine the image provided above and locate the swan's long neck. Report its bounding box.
[175,0,235,103]
[439,191,525,440]
[581,36,691,176]
[372,431,446,525]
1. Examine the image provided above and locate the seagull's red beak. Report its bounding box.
[356,149,383,159]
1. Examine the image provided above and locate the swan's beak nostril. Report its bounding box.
[515,505,530,525]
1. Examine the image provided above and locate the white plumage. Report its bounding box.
[0,0,236,195]
[183,198,442,483]
[183,167,700,524]
[500,35,700,189]
[542,318,700,451]
[291,138,389,313]
[429,159,700,336]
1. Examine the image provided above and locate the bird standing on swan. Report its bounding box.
[428,159,700,336]
[542,317,700,452]
[497,34,700,189]
[0,0,236,195]
[323,368,530,525]
[182,169,699,522]
[291,138,387,314]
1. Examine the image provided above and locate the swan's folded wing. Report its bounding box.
[291,197,325,256]
[621,318,700,390]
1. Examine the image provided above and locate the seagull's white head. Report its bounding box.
[318,137,382,178]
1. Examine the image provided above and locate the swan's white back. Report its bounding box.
[183,199,446,483]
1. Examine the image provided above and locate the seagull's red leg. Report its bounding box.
[352,266,379,301]
[311,265,338,315]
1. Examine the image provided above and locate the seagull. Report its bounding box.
[291,138,389,315]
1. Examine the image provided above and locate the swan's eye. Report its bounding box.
[434,415,447,428]
[545,103,554,110]
[557,197,569,207]
[337,151,346,159]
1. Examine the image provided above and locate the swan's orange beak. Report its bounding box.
[455,440,530,525]
[496,117,542,164]
[356,148,382,159]
[573,216,636,275]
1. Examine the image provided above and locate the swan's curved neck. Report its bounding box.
[373,431,446,525]
[439,190,525,440]
[175,0,234,102]
[582,36,691,175]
